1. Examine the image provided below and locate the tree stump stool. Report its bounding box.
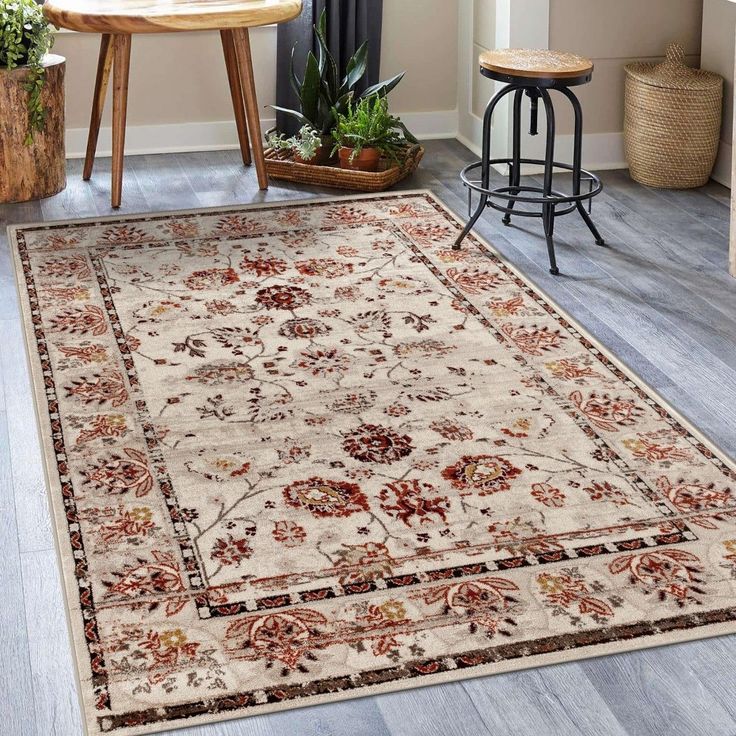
[0,54,67,204]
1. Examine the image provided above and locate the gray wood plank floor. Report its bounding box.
[1,140,736,736]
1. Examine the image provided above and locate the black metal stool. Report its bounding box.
[455,48,605,275]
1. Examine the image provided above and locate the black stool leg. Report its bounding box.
[560,86,605,246]
[543,203,559,275]
[503,89,524,226]
[539,89,560,275]
[455,85,519,250]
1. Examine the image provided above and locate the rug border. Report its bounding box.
[7,189,736,736]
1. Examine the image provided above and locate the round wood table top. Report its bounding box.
[479,48,593,80]
[42,0,303,33]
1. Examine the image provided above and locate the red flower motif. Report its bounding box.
[531,482,566,508]
[226,608,328,668]
[545,358,602,381]
[623,436,692,463]
[429,418,474,441]
[570,391,644,432]
[446,267,503,294]
[657,476,732,513]
[295,258,353,279]
[184,268,239,291]
[41,254,91,279]
[342,424,414,464]
[537,571,613,619]
[57,344,109,364]
[75,413,128,445]
[323,205,375,225]
[97,506,158,545]
[82,447,154,497]
[421,577,519,634]
[214,215,262,235]
[272,520,307,547]
[379,480,450,526]
[279,318,331,340]
[441,454,522,495]
[50,305,107,336]
[65,370,129,407]
[210,534,253,566]
[283,477,369,518]
[255,285,311,310]
[500,323,566,356]
[584,481,631,506]
[240,256,287,277]
[609,549,705,606]
[401,222,453,245]
[103,550,185,608]
[295,347,352,378]
[97,225,148,244]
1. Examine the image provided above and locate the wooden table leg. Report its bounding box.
[111,34,131,208]
[232,27,268,189]
[83,34,113,181]
[220,29,251,167]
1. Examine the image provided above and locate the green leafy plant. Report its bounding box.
[266,125,322,161]
[0,0,54,144]
[332,95,415,162]
[272,9,406,135]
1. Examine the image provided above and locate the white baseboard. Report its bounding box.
[712,140,732,188]
[64,109,459,159]
[456,131,627,173]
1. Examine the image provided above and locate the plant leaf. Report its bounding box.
[289,44,302,98]
[361,71,406,100]
[269,105,311,128]
[341,41,368,94]
[300,51,322,126]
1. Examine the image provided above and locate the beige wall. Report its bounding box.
[549,0,703,134]
[52,0,458,134]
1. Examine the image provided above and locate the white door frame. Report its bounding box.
[456,0,551,158]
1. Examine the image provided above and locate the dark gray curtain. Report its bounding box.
[276,0,384,134]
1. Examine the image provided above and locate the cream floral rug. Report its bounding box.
[9,191,736,735]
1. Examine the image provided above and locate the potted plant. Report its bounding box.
[1,0,65,203]
[266,125,328,165]
[271,9,412,145]
[1,0,54,144]
[332,95,414,172]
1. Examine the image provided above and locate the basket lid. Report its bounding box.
[625,43,722,90]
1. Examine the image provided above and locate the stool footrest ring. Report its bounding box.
[460,159,602,210]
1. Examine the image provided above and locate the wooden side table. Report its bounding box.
[42,0,303,207]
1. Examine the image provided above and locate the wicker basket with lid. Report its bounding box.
[624,43,723,189]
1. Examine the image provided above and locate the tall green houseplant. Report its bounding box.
[272,9,408,136]
[0,0,54,144]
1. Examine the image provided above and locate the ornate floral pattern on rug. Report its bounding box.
[11,193,736,735]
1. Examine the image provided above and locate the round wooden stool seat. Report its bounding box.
[42,0,302,33]
[479,48,593,84]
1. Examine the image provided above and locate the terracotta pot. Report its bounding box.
[338,146,381,172]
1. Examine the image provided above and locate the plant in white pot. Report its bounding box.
[0,0,66,202]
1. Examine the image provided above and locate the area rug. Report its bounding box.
[9,191,736,735]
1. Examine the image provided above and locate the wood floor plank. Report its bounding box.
[462,663,628,736]
[0,319,54,553]
[20,549,83,736]
[582,645,736,736]
[376,682,492,736]
[0,410,40,736]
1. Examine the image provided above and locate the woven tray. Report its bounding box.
[264,144,424,192]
